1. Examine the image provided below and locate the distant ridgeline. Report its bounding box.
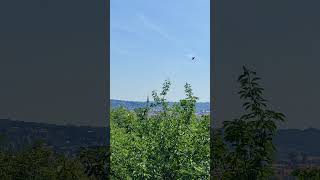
[0,118,108,156]
[213,127,320,160]
[111,99,210,115]
[1,118,320,160]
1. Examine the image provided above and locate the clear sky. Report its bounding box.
[111,0,210,102]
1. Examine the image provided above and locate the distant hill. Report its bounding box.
[111,99,210,114]
[212,127,320,160]
[274,128,320,159]
[1,118,320,160]
[0,118,108,156]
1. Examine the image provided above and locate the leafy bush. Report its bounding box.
[292,168,320,180]
[0,141,93,180]
[79,146,110,180]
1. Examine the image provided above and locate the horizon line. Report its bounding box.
[110,98,210,103]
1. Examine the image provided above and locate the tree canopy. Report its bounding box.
[110,80,210,179]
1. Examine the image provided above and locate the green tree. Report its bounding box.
[111,80,210,179]
[212,66,285,180]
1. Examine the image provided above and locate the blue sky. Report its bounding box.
[111,0,210,102]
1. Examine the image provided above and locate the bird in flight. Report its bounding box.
[192,57,195,60]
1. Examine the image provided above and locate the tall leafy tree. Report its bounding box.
[212,66,285,179]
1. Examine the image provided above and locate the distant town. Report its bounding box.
[111,99,210,116]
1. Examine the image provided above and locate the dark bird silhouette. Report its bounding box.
[192,57,195,60]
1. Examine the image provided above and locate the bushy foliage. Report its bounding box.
[110,80,210,179]
[211,66,285,180]
[79,146,110,180]
[0,140,93,180]
[292,168,320,180]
